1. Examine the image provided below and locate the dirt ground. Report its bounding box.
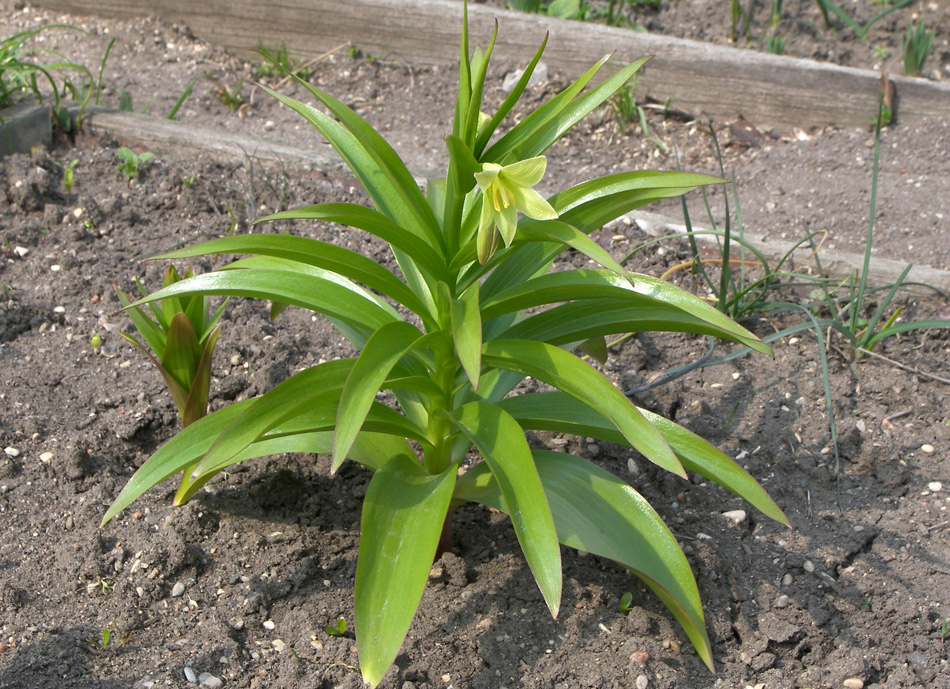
[1,2,950,688]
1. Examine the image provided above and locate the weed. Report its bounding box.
[619,591,634,614]
[207,73,245,111]
[255,41,313,81]
[56,158,78,201]
[84,622,129,654]
[814,0,912,39]
[325,617,348,637]
[167,79,196,120]
[765,33,786,55]
[181,173,196,189]
[939,617,950,647]
[116,147,154,181]
[609,80,668,152]
[902,22,934,77]
[872,44,890,61]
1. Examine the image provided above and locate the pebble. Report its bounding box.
[722,509,747,524]
[843,679,864,689]
[65,516,74,531]
[782,573,794,587]
[630,650,650,664]
[3,447,20,458]
[272,639,285,652]
[803,560,815,573]
[40,452,53,463]
[183,666,197,683]
[636,674,649,689]
[171,582,186,597]
[627,458,639,475]
[920,444,935,454]
[263,619,276,630]
[929,481,942,493]
[13,246,29,257]
[774,595,789,608]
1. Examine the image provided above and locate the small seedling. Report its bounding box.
[619,592,634,614]
[814,0,913,39]
[939,617,950,647]
[764,33,786,55]
[116,147,154,181]
[255,41,313,81]
[90,332,101,355]
[84,622,129,655]
[325,617,348,637]
[902,22,934,77]
[116,265,226,503]
[167,79,196,120]
[209,75,245,112]
[872,44,890,61]
[56,158,79,201]
[181,173,196,189]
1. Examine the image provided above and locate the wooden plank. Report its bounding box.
[33,0,950,132]
[75,107,343,171]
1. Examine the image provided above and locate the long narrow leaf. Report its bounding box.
[356,456,456,687]
[454,450,712,669]
[333,321,426,472]
[482,339,684,476]
[447,402,561,617]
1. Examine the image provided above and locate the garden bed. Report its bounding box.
[1,2,950,688]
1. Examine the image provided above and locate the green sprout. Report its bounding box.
[115,265,226,504]
[940,617,950,647]
[325,617,348,637]
[255,41,313,81]
[90,332,101,355]
[619,591,634,614]
[116,147,155,181]
[56,158,78,202]
[102,6,787,686]
[902,22,934,77]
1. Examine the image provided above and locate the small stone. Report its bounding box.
[774,595,789,608]
[263,620,276,630]
[3,448,20,458]
[803,560,815,573]
[928,481,942,493]
[920,444,935,454]
[40,452,53,463]
[722,509,747,524]
[65,516,74,531]
[636,674,649,689]
[171,582,186,597]
[629,650,650,664]
[782,573,794,587]
[843,679,864,689]
[13,246,29,257]
[441,674,451,683]
[626,458,639,475]
[183,666,197,683]
[272,639,285,652]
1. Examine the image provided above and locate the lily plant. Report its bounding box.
[102,6,787,686]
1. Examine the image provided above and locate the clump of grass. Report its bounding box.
[254,41,313,81]
[902,22,934,77]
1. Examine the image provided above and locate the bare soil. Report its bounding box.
[1,2,950,689]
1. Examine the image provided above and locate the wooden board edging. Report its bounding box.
[33,0,950,133]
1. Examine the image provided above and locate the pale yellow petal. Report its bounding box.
[474,163,502,193]
[479,194,495,233]
[511,185,558,221]
[496,203,519,246]
[499,156,547,187]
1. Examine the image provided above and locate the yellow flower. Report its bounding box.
[474,156,558,263]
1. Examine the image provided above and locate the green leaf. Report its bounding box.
[445,134,481,197]
[355,455,456,687]
[101,399,256,525]
[451,283,482,389]
[195,360,353,477]
[454,450,713,670]
[334,321,426,473]
[517,219,633,285]
[160,312,201,393]
[256,203,447,284]
[128,268,400,336]
[482,270,769,354]
[181,324,219,427]
[156,234,434,324]
[498,391,788,525]
[482,340,684,477]
[447,402,561,617]
[260,83,444,253]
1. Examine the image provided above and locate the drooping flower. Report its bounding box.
[474,156,558,263]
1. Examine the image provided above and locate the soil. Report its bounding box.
[2,2,950,689]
